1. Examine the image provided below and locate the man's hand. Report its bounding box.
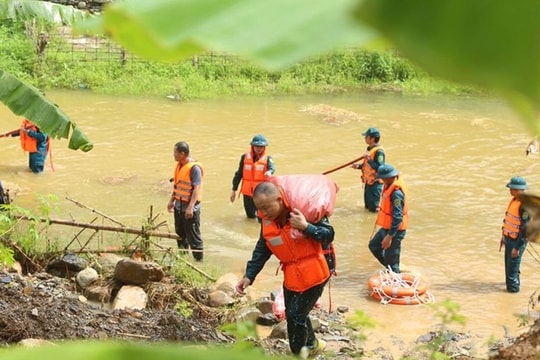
[235,277,251,295]
[185,205,194,219]
[290,208,308,231]
[230,190,236,203]
[511,248,519,258]
[382,234,393,250]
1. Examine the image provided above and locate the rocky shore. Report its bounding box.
[0,251,536,359]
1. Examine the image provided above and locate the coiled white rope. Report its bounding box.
[370,267,435,305]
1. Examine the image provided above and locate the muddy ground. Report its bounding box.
[0,269,538,359]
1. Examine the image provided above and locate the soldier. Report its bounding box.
[500,176,530,293]
[230,134,275,219]
[368,164,408,273]
[351,127,385,212]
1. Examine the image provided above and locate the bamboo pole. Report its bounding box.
[0,128,20,138]
[65,195,125,226]
[322,155,366,175]
[17,215,180,240]
[18,215,217,281]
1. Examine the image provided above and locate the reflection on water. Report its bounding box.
[1,91,538,357]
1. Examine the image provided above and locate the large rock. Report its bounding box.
[111,285,148,310]
[269,321,288,339]
[46,253,88,278]
[212,273,239,296]
[96,253,124,274]
[83,284,111,303]
[114,259,164,285]
[207,290,235,307]
[76,267,99,288]
[235,306,262,323]
[256,299,274,314]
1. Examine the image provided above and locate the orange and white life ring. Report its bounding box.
[368,273,428,297]
[371,292,426,305]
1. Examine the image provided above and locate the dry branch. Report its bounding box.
[17,215,180,240]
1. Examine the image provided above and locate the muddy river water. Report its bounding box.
[1,90,539,358]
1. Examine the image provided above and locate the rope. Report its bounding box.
[47,137,55,172]
[526,242,540,266]
[370,267,435,305]
[327,276,333,313]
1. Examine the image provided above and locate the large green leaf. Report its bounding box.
[77,0,374,70]
[0,0,88,24]
[0,69,93,152]
[355,0,540,134]
[1,341,270,360]
[78,0,540,133]
[0,0,92,151]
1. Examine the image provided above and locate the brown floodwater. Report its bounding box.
[1,90,538,358]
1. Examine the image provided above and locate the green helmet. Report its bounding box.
[376,164,399,179]
[506,176,528,190]
[250,134,268,146]
[362,127,381,138]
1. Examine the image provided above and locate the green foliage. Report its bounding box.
[174,299,193,318]
[355,0,540,134]
[36,193,59,220]
[405,299,467,360]
[0,67,93,151]
[0,194,64,261]
[71,0,540,134]
[0,205,39,256]
[346,309,378,342]
[430,299,466,328]
[0,340,274,360]
[169,256,217,287]
[284,49,418,85]
[0,19,476,98]
[0,242,14,266]
[0,205,15,265]
[0,2,93,153]
[0,20,35,78]
[77,0,369,70]
[220,321,259,351]
[0,0,88,25]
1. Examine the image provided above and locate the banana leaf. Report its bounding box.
[0,0,87,24]
[0,69,93,152]
[76,0,373,71]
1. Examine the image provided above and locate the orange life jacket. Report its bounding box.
[20,119,39,152]
[240,150,268,196]
[376,179,409,230]
[502,198,522,239]
[261,188,330,292]
[361,146,383,185]
[172,160,203,203]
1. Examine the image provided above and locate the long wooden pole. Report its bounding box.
[66,195,125,226]
[14,215,217,281]
[322,155,365,175]
[0,129,19,138]
[0,124,34,138]
[17,215,180,240]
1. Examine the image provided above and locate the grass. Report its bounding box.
[0,20,484,100]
